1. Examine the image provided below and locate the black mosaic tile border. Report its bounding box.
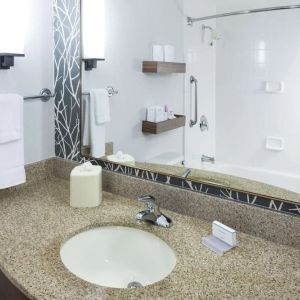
[95,160,300,217]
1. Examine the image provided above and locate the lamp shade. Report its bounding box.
[0,0,26,55]
[82,0,105,60]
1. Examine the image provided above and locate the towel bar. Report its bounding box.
[24,88,55,102]
[82,86,118,98]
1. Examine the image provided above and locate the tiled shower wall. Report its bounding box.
[184,0,216,165]
[216,8,300,174]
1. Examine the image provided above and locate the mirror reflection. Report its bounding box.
[81,0,300,202]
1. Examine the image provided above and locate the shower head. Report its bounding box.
[202,24,221,46]
[210,30,221,46]
[211,30,221,41]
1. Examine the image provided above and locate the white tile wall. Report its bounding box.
[216,8,300,174]
[183,0,217,164]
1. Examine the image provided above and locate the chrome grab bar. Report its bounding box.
[24,88,55,102]
[189,75,198,127]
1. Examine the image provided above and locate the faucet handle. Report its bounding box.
[137,194,156,210]
[138,194,155,202]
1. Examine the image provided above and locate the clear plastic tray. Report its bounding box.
[202,235,238,256]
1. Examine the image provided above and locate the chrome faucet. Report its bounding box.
[181,168,192,178]
[136,195,172,228]
[201,155,215,163]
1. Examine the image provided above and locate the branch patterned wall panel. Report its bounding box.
[54,0,81,161]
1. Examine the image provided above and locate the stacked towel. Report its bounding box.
[0,94,26,189]
[93,89,110,124]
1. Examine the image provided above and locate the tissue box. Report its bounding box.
[70,164,102,208]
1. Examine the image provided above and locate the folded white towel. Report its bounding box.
[0,94,22,144]
[0,94,26,189]
[82,95,91,147]
[91,89,110,124]
[89,89,110,158]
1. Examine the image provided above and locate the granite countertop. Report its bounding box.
[0,177,299,300]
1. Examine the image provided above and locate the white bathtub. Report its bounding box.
[185,160,300,194]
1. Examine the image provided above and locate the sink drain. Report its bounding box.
[127,281,143,288]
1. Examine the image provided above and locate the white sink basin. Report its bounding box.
[60,226,176,288]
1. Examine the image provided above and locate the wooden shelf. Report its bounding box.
[143,61,186,74]
[142,115,186,134]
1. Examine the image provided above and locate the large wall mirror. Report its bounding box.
[80,0,300,203]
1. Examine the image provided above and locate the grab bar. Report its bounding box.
[24,88,55,102]
[189,76,198,127]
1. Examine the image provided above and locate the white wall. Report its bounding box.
[83,0,185,162]
[216,2,300,174]
[183,0,216,165]
[0,0,54,164]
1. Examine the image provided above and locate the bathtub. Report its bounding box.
[185,160,300,194]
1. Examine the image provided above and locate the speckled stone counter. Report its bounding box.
[0,178,299,300]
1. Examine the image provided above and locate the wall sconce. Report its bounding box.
[82,0,106,71]
[0,1,26,69]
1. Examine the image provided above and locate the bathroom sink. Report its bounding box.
[60,226,176,288]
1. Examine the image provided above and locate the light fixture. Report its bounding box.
[82,0,106,71]
[0,0,26,69]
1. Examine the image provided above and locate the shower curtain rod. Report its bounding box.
[187,5,300,25]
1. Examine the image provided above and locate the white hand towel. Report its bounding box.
[89,89,110,158]
[82,95,91,147]
[91,89,110,124]
[0,94,26,189]
[0,94,22,143]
